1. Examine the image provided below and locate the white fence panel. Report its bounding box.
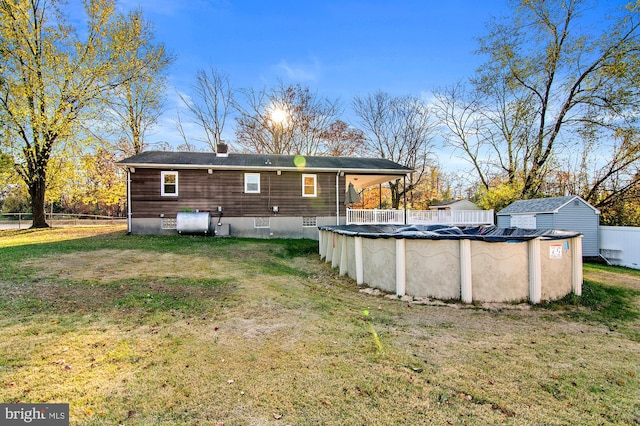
[346,209,494,226]
[599,226,640,269]
[408,209,494,226]
[346,209,405,224]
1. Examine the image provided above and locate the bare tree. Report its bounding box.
[174,110,201,152]
[432,83,491,190]
[474,0,640,198]
[104,9,174,156]
[353,91,437,208]
[575,128,640,210]
[435,0,640,216]
[433,80,538,192]
[178,67,233,152]
[321,120,365,157]
[234,82,341,155]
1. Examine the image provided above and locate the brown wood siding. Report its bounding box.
[130,168,346,218]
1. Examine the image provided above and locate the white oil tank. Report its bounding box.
[176,211,210,234]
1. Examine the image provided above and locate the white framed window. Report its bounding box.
[302,174,317,197]
[245,173,261,193]
[161,171,178,196]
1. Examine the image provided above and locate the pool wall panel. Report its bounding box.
[362,238,396,293]
[540,239,573,300]
[405,240,460,300]
[470,241,529,302]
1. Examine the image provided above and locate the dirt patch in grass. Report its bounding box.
[4,249,239,319]
[22,249,236,283]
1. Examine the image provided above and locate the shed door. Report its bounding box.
[510,214,536,229]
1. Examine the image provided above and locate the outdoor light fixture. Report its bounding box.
[208,169,213,174]
[272,206,279,213]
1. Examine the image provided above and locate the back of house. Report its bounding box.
[118,150,413,239]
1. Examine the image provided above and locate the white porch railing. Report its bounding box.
[346,208,406,225]
[346,208,494,226]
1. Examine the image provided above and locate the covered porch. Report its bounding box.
[344,174,494,227]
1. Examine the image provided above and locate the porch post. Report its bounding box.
[126,168,132,233]
[403,175,407,224]
[336,171,340,225]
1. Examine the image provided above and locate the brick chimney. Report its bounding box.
[216,143,228,157]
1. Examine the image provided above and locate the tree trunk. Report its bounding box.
[390,181,401,209]
[29,173,49,228]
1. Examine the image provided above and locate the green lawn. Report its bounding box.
[0,226,638,425]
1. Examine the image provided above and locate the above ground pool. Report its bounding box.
[318,224,583,304]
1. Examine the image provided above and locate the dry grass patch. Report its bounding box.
[22,249,237,283]
[0,227,639,424]
[0,225,127,248]
[584,265,640,292]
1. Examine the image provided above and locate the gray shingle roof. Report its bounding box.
[118,151,413,174]
[497,196,592,215]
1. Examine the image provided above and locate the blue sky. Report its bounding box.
[125,0,509,96]
[64,0,632,166]
[103,0,510,149]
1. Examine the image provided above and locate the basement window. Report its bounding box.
[161,171,178,196]
[161,217,177,229]
[303,217,317,227]
[254,217,270,228]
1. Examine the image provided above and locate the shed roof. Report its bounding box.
[429,199,481,210]
[118,151,413,175]
[431,200,460,207]
[497,195,600,215]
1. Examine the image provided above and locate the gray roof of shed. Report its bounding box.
[118,151,413,174]
[497,195,599,215]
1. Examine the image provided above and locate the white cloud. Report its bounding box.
[275,57,321,82]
